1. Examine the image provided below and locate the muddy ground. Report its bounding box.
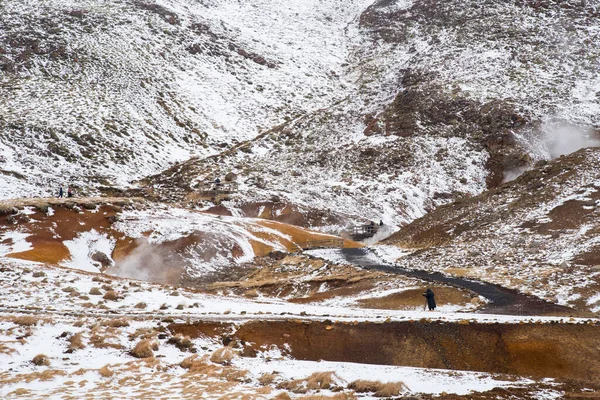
[170,318,600,388]
[194,253,480,311]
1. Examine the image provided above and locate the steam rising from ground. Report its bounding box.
[505,121,600,182]
[537,122,600,159]
[363,225,395,246]
[111,239,173,283]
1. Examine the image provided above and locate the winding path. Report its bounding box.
[340,248,575,316]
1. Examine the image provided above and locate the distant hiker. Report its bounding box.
[379,219,383,226]
[423,288,436,311]
[215,178,221,186]
[58,185,64,198]
[67,186,73,198]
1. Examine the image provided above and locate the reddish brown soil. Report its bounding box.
[2,204,120,264]
[223,201,346,228]
[168,322,234,339]
[522,198,599,234]
[172,319,600,383]
[357,286,474,310]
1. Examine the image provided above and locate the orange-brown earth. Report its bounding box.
[0,198,478,311]
[204,200,348,228]
[1,198,128,265]
[170,319,600,383]
[199,253,478,310]
[0,198,357,259]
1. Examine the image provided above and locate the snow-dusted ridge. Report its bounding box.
[0,0,369,194]
[383,147,600,312]
[2,0,599,232]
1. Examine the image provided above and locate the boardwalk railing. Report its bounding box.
[196,181,238,196]
[299,238,344,250]
[350,224,379,240]
[190,181,239,203]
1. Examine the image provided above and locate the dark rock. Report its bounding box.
[268,251,287,260]
[224,172,238,182]
[91,251,113,268]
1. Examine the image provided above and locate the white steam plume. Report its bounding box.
[505,120,600,182]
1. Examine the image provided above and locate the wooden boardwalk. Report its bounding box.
[350,224,379,241]
[299,238,344,250]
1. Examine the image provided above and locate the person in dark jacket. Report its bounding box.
[58,185,64,198]
[423,288,436,311]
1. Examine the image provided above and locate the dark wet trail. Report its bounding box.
[340,248,575,316]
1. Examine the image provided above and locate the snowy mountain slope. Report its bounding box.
[146,0,600,230]
[0,0,366,195]
[2,0,600,230]
[382,147,600,312]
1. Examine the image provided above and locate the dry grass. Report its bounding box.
[179,355,222,377]
[73,320,85,328]
[11,316,39,326]
[300,395,357,400]
[103,318,130,328]
[348,380,408,397]
[179,355,200,369]
[209,347,235,365]
[98,365,114,378]
[0,342,17,355]
[89,287,102,295]
[244,289,260,298]
[8,388,31,396]
[221,368,249,383]
[167,334,195,352]
[278,372,341,394]
[130,338,158,359]
[134,302,147,309]
[103,290,119,301]
[128,328,157,341]
[258,372,277,385]
[2,369,66,385]
[89,333,123,350]
[68,332,85,351]
[256,386,273,395]
[31,354,50,366]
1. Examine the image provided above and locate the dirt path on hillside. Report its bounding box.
[0,196,145,210]
[340,248,577,316]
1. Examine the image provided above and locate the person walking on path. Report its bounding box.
[423,288,436,311]
[58,185,64,198]
[67,186,73,198]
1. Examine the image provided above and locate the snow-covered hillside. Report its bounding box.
[383,147,600,312]
[0,0,366,195]
[146,0,600,229]
[2,0,600,229]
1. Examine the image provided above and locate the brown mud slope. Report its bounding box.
[1,198,360,288]
[0,198,133,264]
[205,201,350,229]
[171,319,600,383]
[197,253,478,310]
